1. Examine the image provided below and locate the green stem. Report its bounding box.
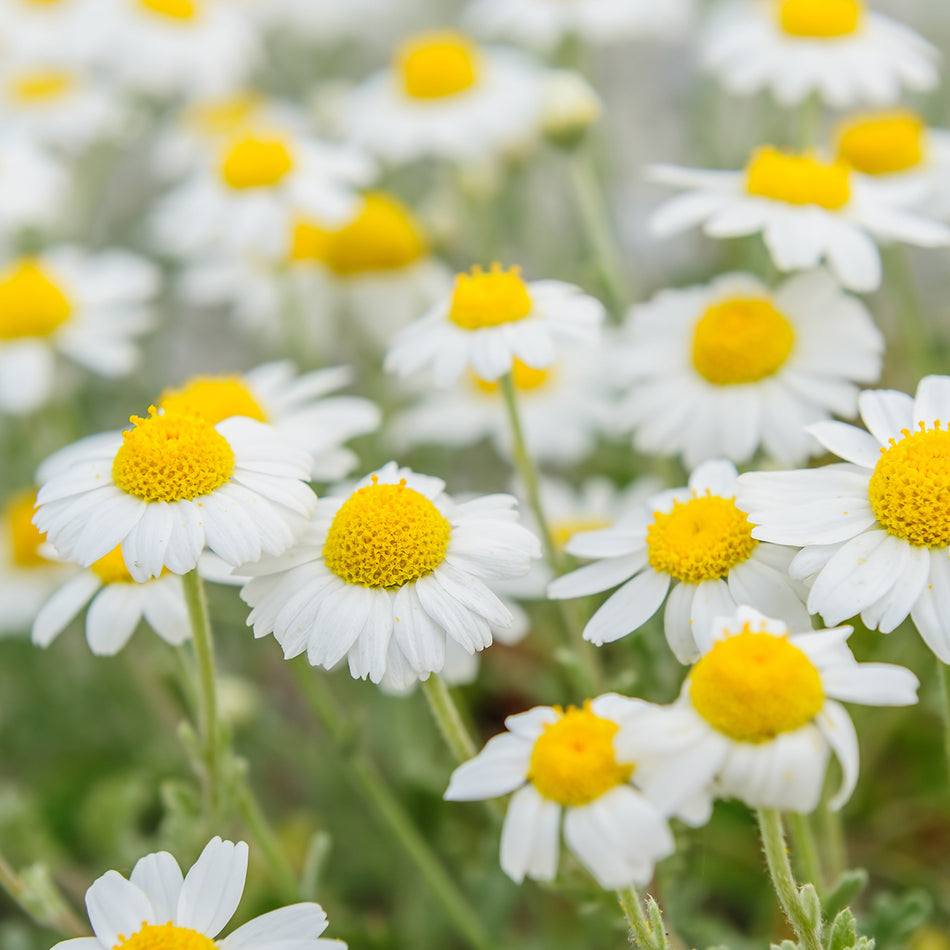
[0,852,87,938]
[756,808,824,950]
[936,657,950,787]
[617,886,666,950]
[291,664,496,950]
[236,782,300,903]
[817,795,848,886]
[788,811,825,897]
[884,244,933,377]
[421,674,477,763]
[796,93,822,151]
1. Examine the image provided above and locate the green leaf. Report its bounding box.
[823,869,869,920]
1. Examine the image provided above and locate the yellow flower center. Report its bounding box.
[160,376,268,426]
[4,490,47,569]
[115,921,215,950]
[138,0,197,20]
[219,136,294,190]
[323,477,451,589]
[0,260,71,341]
[647,495,757,584]
[779,0,862,38]
[745,147,851,210]
[692,296,795,385]
[868,423,950,548]
[550,517,611,553]
[836,111,925,176]
[289,218,330,263]
[528,704,633,806]
[111,407,235,504]
[690,629,825,742]
[184,93,263,140]
[396,31,480,100]
[90,545,137,584]
[470,358,552,395]
[448,264,532,330]
[9,70,74,104]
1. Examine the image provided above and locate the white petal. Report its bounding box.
[130,853,184,925]
[177,838,248,938]
[815,702,860,810]
[499,785,561,884]
[583,570,670,646]
[86,871,155,948]
[547,554,645,599]
[805,421,881,469]
[913,375,950,428]
[859,389,914,445]
[444,734,531,801]
[85,584,144,655]
[221,904,329,948]
[32,572,101,647]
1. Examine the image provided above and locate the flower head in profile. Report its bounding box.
[50,836,344,950]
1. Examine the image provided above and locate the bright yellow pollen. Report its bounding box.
[551,517,611,553]
[745,146,852,210]
[112,407,235,504]
[90,546,137,585]
[289,218,331,263]
[396,31,480,100]
[448,264,532,331]
[528,704,633,806]
[185,93,263,139]
[836,111,925,175]
[115,921,215,950]
[471,358,552,395]
[0,260,71,341]
[692,296,795,385]
[4,490,47,569]
[9,71,73,104]
[647,495,757,584]
[869,423,950,548]
[323,478,451,589]
[690,629,824,742]
[779,0,862,38]
[160,376,267,426]
[138,0,197,20]
[219,136,294,190]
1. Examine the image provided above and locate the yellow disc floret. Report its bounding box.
[397,31,480,100]
[746,147,851,209]
[112,407,235,503]
[869,423,950,548]
[528,704,633,806]
[779,0,863,38]
[448,264,532,330]
[690,629,824,742]
[647,494,757,584]
[836,111,925,175]
[185,93,263,140]
[323,477,451,588]
[692,296,795,385]
[289,218,331,263]
[219,135,294,190]
[90,545,137,585]
[115,921,215,950]
[0,259,72,341]
[471,358,552,395]
[4,490,47,569]
[161,376,267,426]
[9,70,74,104]
[138,0,197,19]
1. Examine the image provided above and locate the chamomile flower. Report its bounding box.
[385,263,604,385]
[34,405,318,583]
[548,460,810,663]
[0,132,67,240]
[616,607,919,813]
[445,694,704,888]
[340,30,547,165]
[614,270,884,468]
[50,836,344,950]
[240,462,541,690]
[0,248,157,416]
[0,0,103,66]
[649,145,950,291]
[737,375,950,663]
[32,546,188,655]
[702,0,938,109]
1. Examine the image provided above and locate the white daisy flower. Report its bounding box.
[648,145,950,292]
[50,836,344,950]
[385,263,604,386]
[614,270,884,468]
[240,462,541,690]
[548,460,811,663]
[464,0,694,51]
[444,694,707,889]
[702,0,939,109]
[159,361,380,482]
[617,607,919,814]
[32,545,189,655]
[0,131,67,240]
[0,0,104,66]
[0,248,158,416]
[737,375,950,663]
[340,30,547,165]
[34,405,318,583]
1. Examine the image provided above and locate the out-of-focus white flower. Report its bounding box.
[540,70,602,148]
[0,0,104,66]
[0,132,67,240]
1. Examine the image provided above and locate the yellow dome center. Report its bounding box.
[550,517,611,553]
[869,424,950,548]
[396,31,480,100]
[692,296,795,385]
[138,0,197,20]
[160,377,268,426]
[836,111,925,175]
[289,218,330,263]
[323,478,451,589]
[9,70,74,104]
[112,407,235,504]
[0,260,71,341]
[220,136,294,190]
[779,0,862,38]
[90,545,138,584]
[471,358,552,395]
[4,490,47,569]
[647,495,757,583]
[185,93,263,140]
[528,704,633,806]
[448,264,532,330]
[115,921,215,950]
[690,630,824,742]
[746,147,851,209]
